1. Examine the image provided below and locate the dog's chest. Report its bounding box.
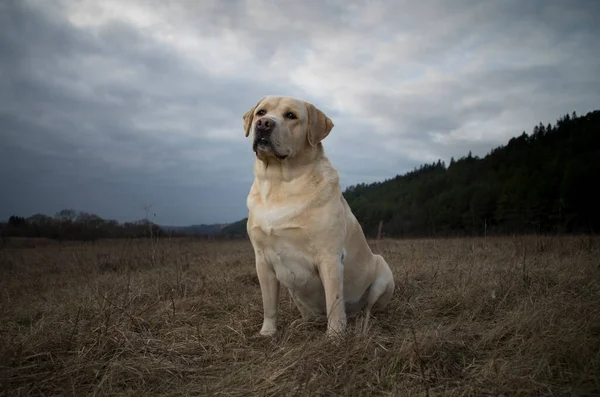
[250,202,300,232]
[247,192,307,238]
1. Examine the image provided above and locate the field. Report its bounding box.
[1,236,599,396]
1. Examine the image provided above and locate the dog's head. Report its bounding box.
[242,96,334,161]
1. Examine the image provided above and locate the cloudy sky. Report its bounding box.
[1,0,599,226]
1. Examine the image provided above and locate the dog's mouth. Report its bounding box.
[252,137,271,153]
[253,138,288,160]
[255,137,270,148]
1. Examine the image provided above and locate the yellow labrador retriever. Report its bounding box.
[243,95,395,337]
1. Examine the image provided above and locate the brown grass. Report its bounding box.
[0,236,599,396]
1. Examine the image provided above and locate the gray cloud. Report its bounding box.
[1,0,599,224]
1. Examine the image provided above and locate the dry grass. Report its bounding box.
[1,235,599,396]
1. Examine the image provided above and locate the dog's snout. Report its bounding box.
[256,117,275,133]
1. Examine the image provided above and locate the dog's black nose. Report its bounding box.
[255,117,274,133]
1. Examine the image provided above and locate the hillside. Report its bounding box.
[344,110,600,237]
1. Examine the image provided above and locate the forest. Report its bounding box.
[343,110,600,238]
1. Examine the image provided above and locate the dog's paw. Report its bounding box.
[259,327,277,337]
[326,317,347,334]
[325,329,345,346]
[326,324,346,338]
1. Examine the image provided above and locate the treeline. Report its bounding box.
[344,110,600,238]
[0,209,171,241]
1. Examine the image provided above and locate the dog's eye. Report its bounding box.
[256,109,266,116]
[285,112,297,119]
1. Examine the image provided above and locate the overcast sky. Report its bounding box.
[1,0,599,226]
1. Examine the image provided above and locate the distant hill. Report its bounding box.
[223,109,600,239]
[1,211,234,241]
[221,218,248,237]
[1,210,165,241]
[160,223,226,236]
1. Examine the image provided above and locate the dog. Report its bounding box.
[243,95,395,338]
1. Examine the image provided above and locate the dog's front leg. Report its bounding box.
[319,257,347,337]
[255,254,280,336]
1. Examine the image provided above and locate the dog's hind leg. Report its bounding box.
[362,255,395,333]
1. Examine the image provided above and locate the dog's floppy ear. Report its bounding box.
[305,101,334,146]
[242,97,265,138]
